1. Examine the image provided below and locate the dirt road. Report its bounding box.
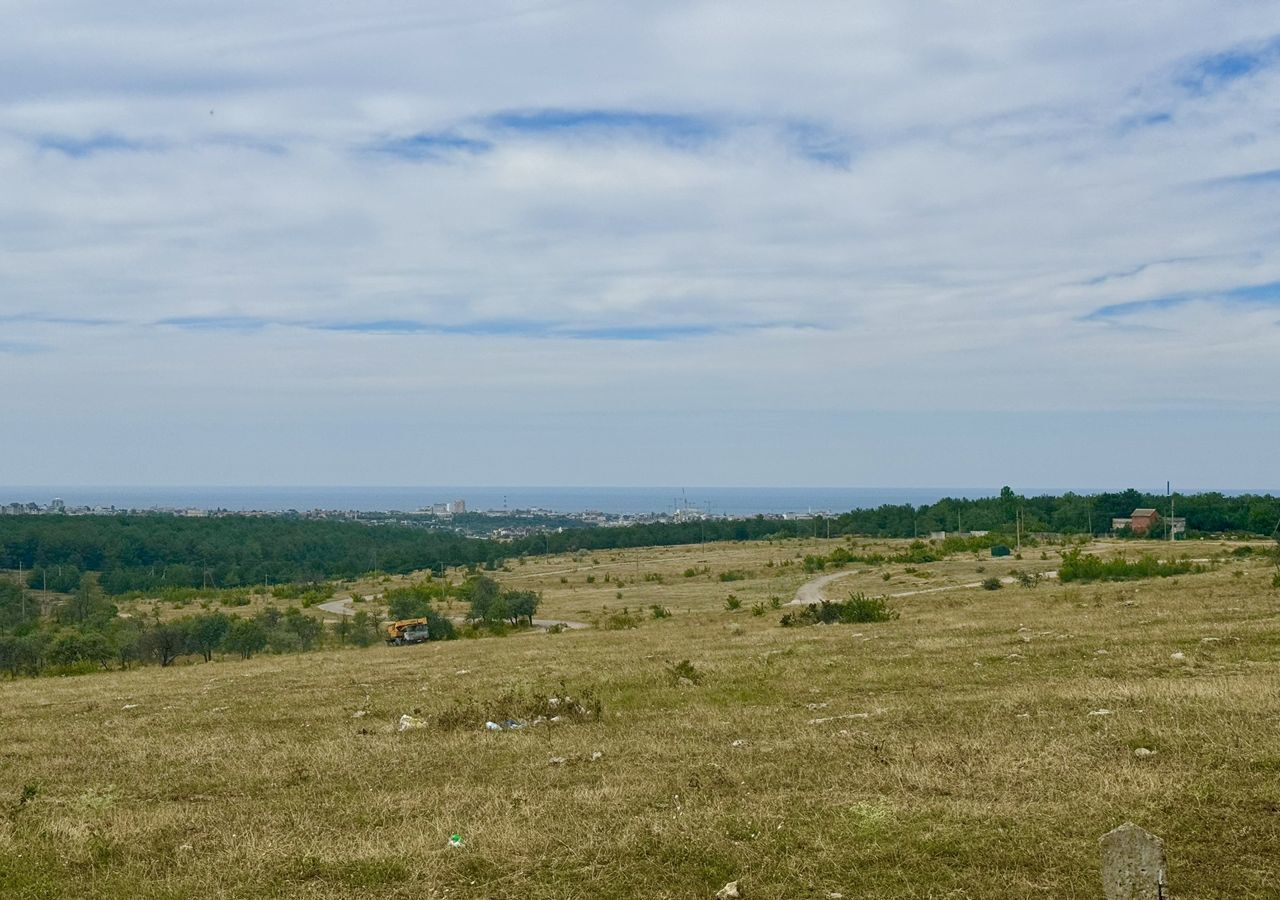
[792,570,1059,605]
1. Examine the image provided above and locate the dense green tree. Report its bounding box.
[224,618,268,659]
[283,607,323,651]
[186,612,231,662]
[464,575,503,622]
[504,590,541,626]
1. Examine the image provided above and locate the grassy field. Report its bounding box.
[2,537,1278,898]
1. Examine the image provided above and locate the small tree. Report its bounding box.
[464,575,502,622]
[186,612,231,662]
[284,607,324,650]
[142,621,189,667]
[224,618,268,659]
[504,590,540,626]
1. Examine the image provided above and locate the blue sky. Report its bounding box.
[2,1,1279,488]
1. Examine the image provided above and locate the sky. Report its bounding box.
[2,1,1279,490]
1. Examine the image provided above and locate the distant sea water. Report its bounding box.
[0,486,1010,517]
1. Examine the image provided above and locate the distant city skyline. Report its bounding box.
[3,3,1278,486]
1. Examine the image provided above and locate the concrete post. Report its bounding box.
[1100,823,1166,900]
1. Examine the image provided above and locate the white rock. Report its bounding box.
[715,880,742,899]
[591,751,603,761]
[1170,652,1186,661]
[1134,747,1157,759]
[1088,708,1113,717]
[730,740,745,748]
[549,756,568,766]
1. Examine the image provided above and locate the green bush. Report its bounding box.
[780,593,897,627]
[1058,549,1204,583]
[981,577,1003,591]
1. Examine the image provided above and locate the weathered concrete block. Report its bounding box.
[1100,823,1166,900]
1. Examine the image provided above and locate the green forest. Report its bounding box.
[0,489,1276,598]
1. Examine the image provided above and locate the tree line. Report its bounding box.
[1,489,1276,598]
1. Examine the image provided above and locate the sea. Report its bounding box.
[0,486,1010,517]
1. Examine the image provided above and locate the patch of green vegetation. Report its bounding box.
[779,593,897,626]
[1058,549,1206,583]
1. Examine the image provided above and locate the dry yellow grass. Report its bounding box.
[2,537,1278,898]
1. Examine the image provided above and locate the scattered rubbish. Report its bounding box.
[1016,713,1031,719]
[351,710,367,719]
[178,842,193,852]
[398,714,428,732]
[121,704,139,710]
[504,719,523,730]
[1088,709,1113,717]
[485,721,503,731]
[715,879,742,899]
[1094,649,1109,655]
[805,702,829,711]
[455,670,470,676]
[730,740,745,748]
[1200,637,1220,644]
[828,893,844,899]
[1134,747,1157,759]
[549,756,568,766]
[1170,652,1186,661]
[448,834,465,849]
[591,751,603,761]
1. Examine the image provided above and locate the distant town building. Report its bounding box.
[447,499,466,514]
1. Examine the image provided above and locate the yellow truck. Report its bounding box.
[385,617,431,645]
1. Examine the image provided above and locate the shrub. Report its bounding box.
[724,594,742,611]
[667,659,704,685]
[718,570,749,582]
[768,595,782,609]
[982,577,1003,591]
[780,593,897,627]
[601,610,641,630]
[649,605,671,619]
[1057,549,1204,583]
[751,602,766,617]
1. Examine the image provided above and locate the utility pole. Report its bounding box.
[18,559,25,620]
[1016,507,1022,552]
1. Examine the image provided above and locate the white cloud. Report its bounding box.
[2,1,1279,484]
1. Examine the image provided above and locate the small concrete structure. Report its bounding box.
[1100,823,1166,900]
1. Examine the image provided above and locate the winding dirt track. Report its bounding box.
[791,570,1059,605]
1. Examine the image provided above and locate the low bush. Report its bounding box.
[666,659,704,685]
[780,593,897,627]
